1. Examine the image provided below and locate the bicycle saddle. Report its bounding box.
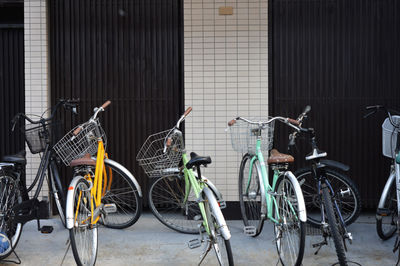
[267,149,294,164]
[186,152,212,169]
[70,153,96,167]
[2,150,26,165]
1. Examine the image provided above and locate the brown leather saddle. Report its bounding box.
[267,149,294,164]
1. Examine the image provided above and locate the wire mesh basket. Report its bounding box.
[23,121,62,154]
[228,118,275,154]
[382,115,400,158]
[136,129,184,178]
[53,120,107,166]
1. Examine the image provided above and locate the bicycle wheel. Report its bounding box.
[49,162,66,226]
[322,185,347,266]
[69,178,98,266]
[148,175,201,234]
[238,154,264,236]
[295,167,361,227]
[100,160,142,229]
[274,175,305,266]
[376,175,397,240]
[206,195,234,266]
[0,173,23,260]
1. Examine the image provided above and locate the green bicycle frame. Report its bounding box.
[181,152,211,234]
[246,138,298,223]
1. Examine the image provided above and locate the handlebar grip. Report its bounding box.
[228,119,236,126]
[303,105,311,114]
[287,118,300,126]
[73,127,82,136]
[183,107,192,117]
[101,100,111,109]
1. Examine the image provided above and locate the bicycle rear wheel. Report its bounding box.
[274,175,305,266]
[238,154,264,236]
[322,185,347,266]
[376,175,397,240]
[295,167,361,227]
[148,175,201,234]
[0,173,23,260]
[100,160,142,229]
[69,178,98,266]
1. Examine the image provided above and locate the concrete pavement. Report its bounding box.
[3,212,395,265]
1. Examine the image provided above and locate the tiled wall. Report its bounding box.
[184,0,268,201]
[24,0,49,197]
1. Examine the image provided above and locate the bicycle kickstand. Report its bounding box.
[197,239,212,266]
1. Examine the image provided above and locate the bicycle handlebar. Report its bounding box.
[364,105,400,128]
[11,99,80,131]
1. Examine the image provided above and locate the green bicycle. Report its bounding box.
[227,116,307,266]
[137,107,233,266]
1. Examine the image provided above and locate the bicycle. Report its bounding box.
[137,107,234,266]
[0,99,78,261]
[366,106,400,264]
[287,106,358,266]
[55,101,143,266]
[227,115,307,266]
[289,106,361,228]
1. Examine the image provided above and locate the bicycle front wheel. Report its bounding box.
[376,174,397,240]
[69,178,98,266]
[101,160,142,229]
[0,173,23,260]
[274,175,305,266]
[322,185,347,266]
[239,154,264,236]
[206,196,234,266]
[149,175,202,234]
[295,167,361,227]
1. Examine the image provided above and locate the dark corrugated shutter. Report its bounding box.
[269,0,400,208]
[0,3,24,159]
[49,0,184,203]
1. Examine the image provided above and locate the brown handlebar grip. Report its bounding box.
[101,100,111,109]
[73,127,82,136]
[166,138,172,147]
[228,119,236,126]
[183,107,192,117]
[287,118,300,126]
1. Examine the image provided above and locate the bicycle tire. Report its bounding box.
[206,198,234,266]
[322,185,348,266]
[238,154,264,237]
[274,175,305,266]
[376,174,397,240]
[0,172,23,260]
[69,178,98,266]
[100,160,142,229]
[295,167,361,227]
[148,175,201,234]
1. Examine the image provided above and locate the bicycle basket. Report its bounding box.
[382,115,400,158]
[23,121,62,154]
[53,120,107,166]
[228,118,275,154]
[136,129,184,178]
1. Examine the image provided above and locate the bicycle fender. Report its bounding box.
[196,173,223,201]
[103,158,143,197]
[203,187,231,240]
[65,175,85,229]
[377,172,395,212]
[284,171,307,222]
[320,159,350,172]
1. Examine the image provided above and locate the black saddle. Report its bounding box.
[186,152,212,169]
[2,150,27,165]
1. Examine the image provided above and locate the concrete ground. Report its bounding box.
[3,212,396,266]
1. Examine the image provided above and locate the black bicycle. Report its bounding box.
[0,99,78,261]
[288,106,361,266]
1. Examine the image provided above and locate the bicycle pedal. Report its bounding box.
[377,208,392,217]
[103,203,117,214]
[188,238,202,249]
[40,226,53,234]
[193,214,202,221]
[218,200,227,209]
[243,226,257,236]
